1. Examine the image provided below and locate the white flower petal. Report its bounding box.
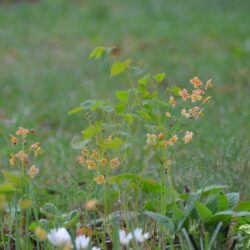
[119,229,133,245]
[75,235,90,250]
[92,247,101,250]
[133,228,149,243]
[47,228,71,247]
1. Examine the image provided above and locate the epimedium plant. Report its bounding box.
[0,46,250,249]
[0,127,43,249]
[67,46,250,249]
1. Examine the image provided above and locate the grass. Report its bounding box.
[0,0,250,210]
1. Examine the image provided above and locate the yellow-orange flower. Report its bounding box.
[30,142,40,150]
[165,112,171,118]
[86,160,97,169]
[191,92,203,103]
[9,154,16,166]
[205,79,213,90]
[157,133,165,140]
[91,149,99,160]
[28,165,39,178]
[35,227,47,240]
[193,89,205,95]
[190,77,202,88]
[81,147,89,156]
[100,158,109,167]
[15,150,28,162]
[181,109,190,118]
[85,199,98,210]
[169,135,178,145]
[189,107,200,118]
[77,155,86,165]
[110,158,120,169]
[202,96,212,104]
[179,89,190,101]
[183,131,193,144]
[34,147,42,157]
[10,135,18,146]
[169,96,176,107]
[16,127,29,138]
[146,133,157,145]
[94,175,105,185]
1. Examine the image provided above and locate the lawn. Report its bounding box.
[0,0,250,248]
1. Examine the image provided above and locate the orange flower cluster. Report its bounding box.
[148,77,213,151]
[146,132,179,148]
[164,135,178,147]
[28,165,39,178]
[8,127,41,179]
[77,145,120,185]
[178,78,213,105]
[183,131,193,144]
[179,89,190,101]
[181,107,203,119]
[16,127,29,138]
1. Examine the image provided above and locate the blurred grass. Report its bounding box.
[0,0,250,202]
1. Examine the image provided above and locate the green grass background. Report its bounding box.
[0,0,249,207]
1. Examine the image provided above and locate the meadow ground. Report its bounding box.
[0,0,250,210]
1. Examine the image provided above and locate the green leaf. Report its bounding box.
[235,201,250,212]
[28,222,41,231]
[80,99,97,110]
[157,100,169,107]
[82,121,102,139]
[67,106,84,115]
[100,104,114,112]
[104,137,124,149]
[71,137,92,150]
[124,113,134,125]
[2,171,26,186]
[144,199,160,211]
[209,210,250,222]
[137,110,151,121]
[138,75,151,85]
[40,203,60,220]
[144,211,175,232]
[195,185,228,197]
[206,193,228,213]
[166,86,181,96]
[153,73,166,82]
[116,91,129,103]
[226,193,240,210]
[173,206,185,226]
[79,99,113,112]
[63,210,80,228]
[115,103,126,113]
[110,59,131,77]
[177,194,200,230]
[0,182,16,193]
[195,201,213,222]
[88,46,105,59]
[94,100,113,111]
[90,100,104,111]
[130,66,146,77]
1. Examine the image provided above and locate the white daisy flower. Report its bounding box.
[47,227,71,247]
[92,247,101,250]
[75,235,90,250]
[119,229,133,245]
[133,228,149,243]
